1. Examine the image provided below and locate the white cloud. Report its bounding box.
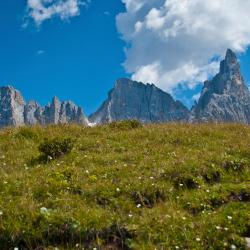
[117,0,250,93]
[26,0,89,26]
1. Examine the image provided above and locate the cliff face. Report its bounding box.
[89,78,189,124]
[2,49,250,127]
[0,87,88,127]
[191,49,250,123]
[0,86,25,127]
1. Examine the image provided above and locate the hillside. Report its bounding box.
[0,122,249,249]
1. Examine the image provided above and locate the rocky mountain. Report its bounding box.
[1,49,250,128]
[0,87,88,127]
[0,86,25,127]
[191,49,250,123]
[89,78,190,124]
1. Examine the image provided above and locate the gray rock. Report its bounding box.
[0,88,88,127]
[89,78,189,124]
[192,49,250,123]
[24,101,44,125]
[43,97,89,126]
[0,86,25,127]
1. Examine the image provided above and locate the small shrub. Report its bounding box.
[109,120,142,129]
[16,128,38,140]
[223,159,247,172]
[38,137,74,160]
[131,189,166,208]
[201,167,221,184]
[86,225,133,250]
[173,174,199,189]
[229,190,250,202]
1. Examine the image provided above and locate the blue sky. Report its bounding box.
[1,1,250,115]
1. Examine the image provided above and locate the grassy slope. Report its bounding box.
[0,123,249,249]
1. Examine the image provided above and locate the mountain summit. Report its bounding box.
[191,49,250,123]
[89,78,189,124]
[1,49,250,127]
[0,87,88,127]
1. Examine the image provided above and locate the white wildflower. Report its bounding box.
[196,237,201,242]
[40,207,49,214]
[116,188,120,192]
[0,211,3,216]
[230,244,237,250]
[179,183,184,187]
[216,226,222,230]
[137,204,141,208]
[128,214,133,218]
[227,216,232,220]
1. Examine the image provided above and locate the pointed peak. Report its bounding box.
[219,49,240,75]
[225,49,237,63]
[0,85,16,92]
[115,78,133,86]
[52,96,60,103]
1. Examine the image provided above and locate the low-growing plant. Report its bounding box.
[108,120,142,129]
[38,137,74,160]
[131,188,166,208]
[223,159,247,172]
[16,127,38,140]
[172,174,200,189]
[201,166,221,184]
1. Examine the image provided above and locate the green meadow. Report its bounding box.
[0,122,249,249]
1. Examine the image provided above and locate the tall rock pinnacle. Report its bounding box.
[0,88,88,127]
[0,86,25,127]
[192,49,250,123]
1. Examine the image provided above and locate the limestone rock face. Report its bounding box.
[44,98,88,125]
[192,49,250,123]
[0,86,25,127]
[0,88,88,127]
[24,101,44,125]
[89,78,189,124]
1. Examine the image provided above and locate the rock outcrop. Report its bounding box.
[0,86,25,127]
[89,78,189,124]
[191,49,250,123]
[2,49,250,128]
[0,87,88,127]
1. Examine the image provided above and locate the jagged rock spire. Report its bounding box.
[0,88,88,127]
[0,86,25,127]
[192,49,250,123]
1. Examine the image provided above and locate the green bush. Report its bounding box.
[172,174,200,189]
[108,120,142,129]
[223,159,247,172]
[38,137,74,159]
[16,127,38,140]
[201,166,221,184]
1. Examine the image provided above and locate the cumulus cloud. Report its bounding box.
[26,0,89,26]
[117,0,250,93]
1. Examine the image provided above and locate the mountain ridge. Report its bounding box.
[1,49,250,127]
